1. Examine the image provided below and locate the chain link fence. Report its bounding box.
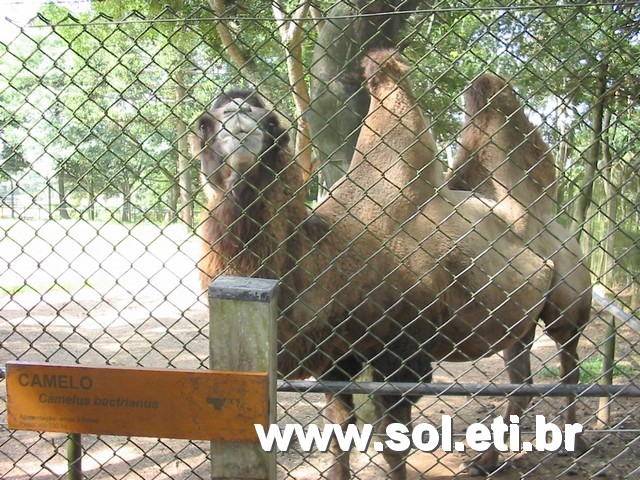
[1,1,639,478]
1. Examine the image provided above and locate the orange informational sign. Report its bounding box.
[6,362,269,442]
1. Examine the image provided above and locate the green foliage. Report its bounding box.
[538,357,638,384]
[0,2,638,297]
[0,114,28,181]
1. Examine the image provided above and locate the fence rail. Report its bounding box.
[277,381,640,397]
[593,291,640,331]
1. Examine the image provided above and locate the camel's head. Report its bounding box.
[192,90,291,199]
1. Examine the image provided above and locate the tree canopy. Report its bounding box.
[0,0,638,303]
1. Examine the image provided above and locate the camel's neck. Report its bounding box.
[198,180,305,290]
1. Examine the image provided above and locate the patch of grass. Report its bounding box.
[0,281,92,297]
[1,284,39,296]
[537,357,638,383]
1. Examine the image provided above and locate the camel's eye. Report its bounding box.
[198,116,215,137]
[266,116,281,133]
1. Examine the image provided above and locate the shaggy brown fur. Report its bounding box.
[194,91,338,378]
[448,73,593,473]
[195,60,585,479]
[450,74,558,236]
[194,90,444,479]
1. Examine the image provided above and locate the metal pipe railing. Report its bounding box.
[277,380,640,397]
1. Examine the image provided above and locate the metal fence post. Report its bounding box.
[208,276,278,480]
[596,312,617,428]
[67,433,82,480]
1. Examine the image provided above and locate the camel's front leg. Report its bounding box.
[321,357,362,480]
[324,391,356,480]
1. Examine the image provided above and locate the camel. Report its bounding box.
[193,53,563,479]
[193,90,436,480]
[448,73,593,469]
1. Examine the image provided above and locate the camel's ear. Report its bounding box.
[192,113,222,198]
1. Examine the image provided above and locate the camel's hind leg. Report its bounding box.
[553,333,589,454]
[324,391,356,480]
[369,343,430,480]
[463,327,535,476]
[542,296,591,456]
[372,394,413,480]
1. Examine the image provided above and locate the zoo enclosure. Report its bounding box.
[1,1,639,479]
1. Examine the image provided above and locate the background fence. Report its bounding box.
[1,0,639,479]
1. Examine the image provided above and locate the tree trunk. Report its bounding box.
[272,0,314,182]
[631,283,640,312]
[600,108,617,289]
[168,181,179,224]
[158,164,179,224]
[307,1,418,189]
[209,0,280,103]
[596,108,616,428]
[57,165,71,220]
[572,61,608,242]
[175,70,193,228]
[556,98,576,214]
[121,175,131,223]
[8,177,16,218]
[88,179,96,221]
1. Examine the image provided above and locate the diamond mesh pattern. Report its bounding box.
[1,1,639,479]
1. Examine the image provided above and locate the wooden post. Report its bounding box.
[208,276,278,480]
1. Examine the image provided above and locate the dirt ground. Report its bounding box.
[2,289,639,479]
[1,220,638,479]
[276,316,640,480]
[276,393,639,480]
[2,308,640,480]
